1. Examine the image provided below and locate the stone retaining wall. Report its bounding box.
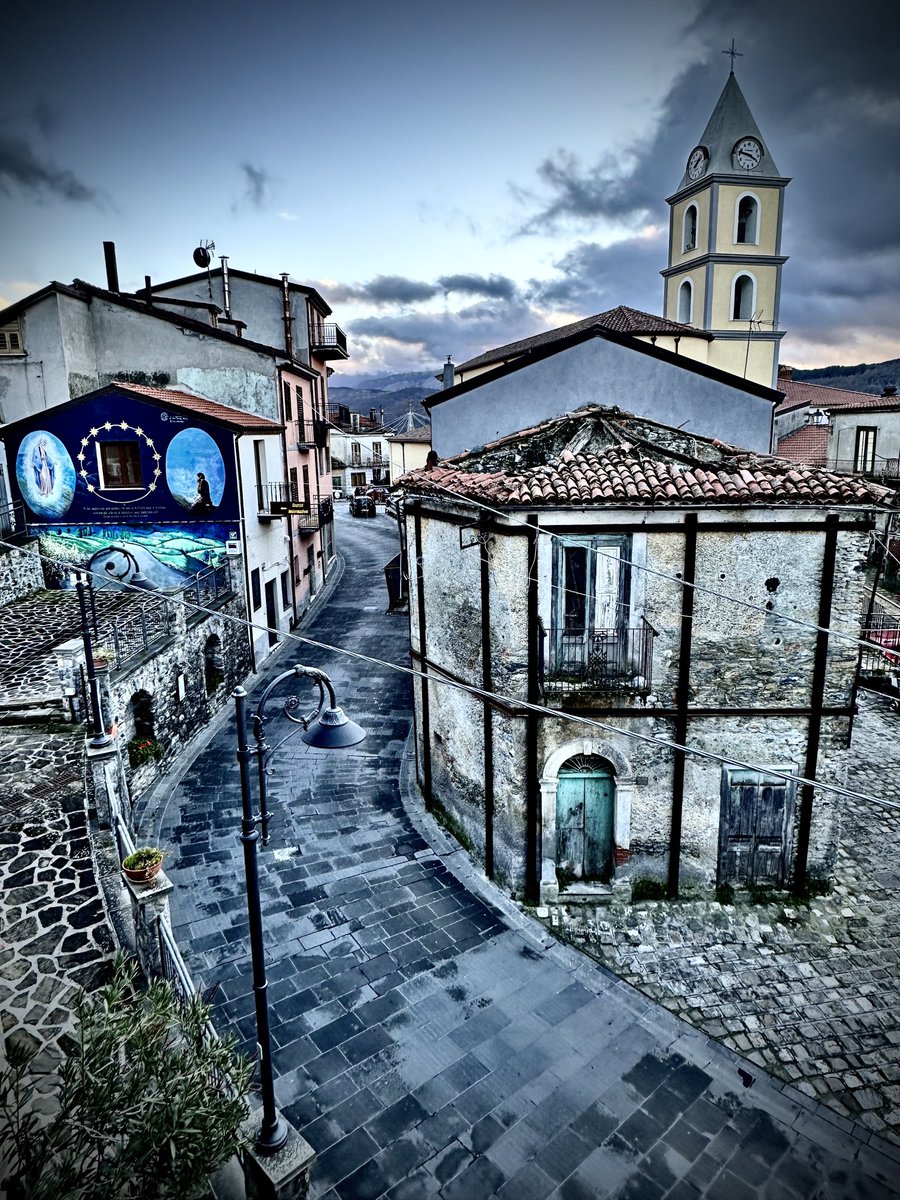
[0,542,45,608]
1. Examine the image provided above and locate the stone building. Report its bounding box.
[399,406,895,904]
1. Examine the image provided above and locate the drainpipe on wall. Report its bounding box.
[234,435,258,674]
[281,274,293,359]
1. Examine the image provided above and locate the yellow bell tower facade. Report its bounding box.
[661,71,789,390]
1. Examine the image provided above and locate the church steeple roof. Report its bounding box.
[674,72,781,192]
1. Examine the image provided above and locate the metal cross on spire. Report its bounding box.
[722,39,743,72]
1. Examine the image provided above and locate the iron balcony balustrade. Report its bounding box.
[858,607,900,680]
[0,500,27,544]
[539,617,656,699]
[288,418,331,451]
[257,482,334,530]
[829,457,900,483]
[309,320,348,360]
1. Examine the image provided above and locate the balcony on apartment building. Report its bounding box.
[308,320,348,361]
[257,482,334,531]
[289,419,331,451]
[539,618,656,700]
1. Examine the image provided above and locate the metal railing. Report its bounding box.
[859,607,900,676]
[0,500,27,543]
[308,321,348,358]
[829,458,900,482]
[540,618,655,697]
[180,561,233,611]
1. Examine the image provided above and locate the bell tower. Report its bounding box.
[661,62,789,389]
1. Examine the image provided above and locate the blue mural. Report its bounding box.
[38,524,233,590]
[15,431,76,518]
[166,427,226,512]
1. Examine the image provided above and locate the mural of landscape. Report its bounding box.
[36,524,231,589]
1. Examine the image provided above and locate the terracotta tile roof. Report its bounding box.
[775,375,895,414]
[457,305,709,372]
[403,406,894,510]
[112,382,282,430]
[776,424,829,467]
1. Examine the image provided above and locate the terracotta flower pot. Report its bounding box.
[122,851,164,884]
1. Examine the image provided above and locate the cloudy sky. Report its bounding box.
[2,0,897,380]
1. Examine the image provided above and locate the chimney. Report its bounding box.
[103,241,120,293]
[350,412,360,433]
[221,256,232,319]
[369,407,378,424]
[442,355,455,389]
[778,363,794,380]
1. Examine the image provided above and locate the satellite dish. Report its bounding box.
[193,245,212,269]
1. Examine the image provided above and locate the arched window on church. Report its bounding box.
[683,204,698,252]
[732,273,755,321]
[736,194,759,244]
[678,280,693,324]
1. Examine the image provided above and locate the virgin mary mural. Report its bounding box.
[16,431,76,519]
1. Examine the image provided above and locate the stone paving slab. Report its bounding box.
[554,688,900,1145]
[0,725,116,1085]
[147,507,900,1200]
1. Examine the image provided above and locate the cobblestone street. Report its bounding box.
[556,690,900,1143]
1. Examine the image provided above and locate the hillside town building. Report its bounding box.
[399,406,895,903]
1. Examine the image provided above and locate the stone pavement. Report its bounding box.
[553,689,900,1145]
[141,506,900,1200]
[0,723,116,1085]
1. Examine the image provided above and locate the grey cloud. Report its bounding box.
[437,274,517,300]
[238,162,270,209]
[516,150,656,235]
[329,275,439,306]
[349,300,541,366]
[529,236,665,313]
[0,134,100,204]
[32,100,60,138]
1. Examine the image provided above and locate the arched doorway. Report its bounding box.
[556,754,615,884]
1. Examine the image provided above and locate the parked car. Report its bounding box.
[350,494,376,518]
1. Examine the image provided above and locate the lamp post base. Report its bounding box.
[241,1110,315,1200]
[256,1112,289,1155]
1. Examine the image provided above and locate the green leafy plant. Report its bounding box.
[122,847,164,872]
[0,954,251,1200]
[127,736,165,768]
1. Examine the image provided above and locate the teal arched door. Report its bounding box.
[556,758,614,884]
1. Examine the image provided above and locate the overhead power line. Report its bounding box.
[1,536,896,816]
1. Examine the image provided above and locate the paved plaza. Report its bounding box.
[138,505,900,1200]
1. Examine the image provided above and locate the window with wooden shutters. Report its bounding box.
[0,321,23,354]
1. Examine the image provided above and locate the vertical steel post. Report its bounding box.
[74,572,111,748]
[233,686,288,1154]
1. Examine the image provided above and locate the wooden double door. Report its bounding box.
[556,761,614,884]
[718,769,794,886]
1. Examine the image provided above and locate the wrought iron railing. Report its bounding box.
[308,320,348,358]
[540,618,655,697]
[0,500,27,543]
[859,607,900,676]
[829,458,900,482]
[180,561,233,611]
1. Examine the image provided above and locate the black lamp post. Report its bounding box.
[233,664,365,1154]
[72,570,111,749]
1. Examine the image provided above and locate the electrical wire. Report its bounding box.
[1,534,897,815]
[421,481,899,661]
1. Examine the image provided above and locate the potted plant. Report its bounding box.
[127,736,165,768]
[122,846,164,884]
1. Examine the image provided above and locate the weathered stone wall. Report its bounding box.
[0,542,46,608]
[407,500,874,899]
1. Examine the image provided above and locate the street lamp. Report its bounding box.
[233,665,365,1154]
[71,570,111,749]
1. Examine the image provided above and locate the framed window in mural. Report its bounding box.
[99,441,142,489]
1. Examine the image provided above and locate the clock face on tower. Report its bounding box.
[734,137,763,170]
[687,146,708,181]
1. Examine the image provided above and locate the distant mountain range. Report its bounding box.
[327,371,440,428]
[792,359,900,394]
[327,358,900,429]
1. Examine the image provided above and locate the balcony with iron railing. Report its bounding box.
[829,457,900,484]
[539,618,656,699]
[257,481,333,531]
[0,500,28,545]
[309,320,348,360]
